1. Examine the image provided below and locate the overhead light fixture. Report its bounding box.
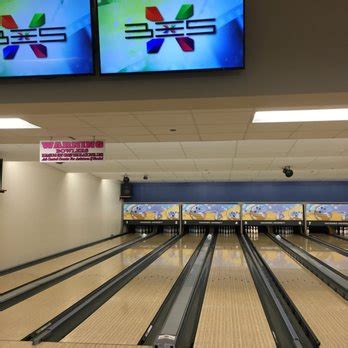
[0,118,40,129]
[253,108,348,123]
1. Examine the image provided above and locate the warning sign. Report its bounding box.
[40,140,105,162]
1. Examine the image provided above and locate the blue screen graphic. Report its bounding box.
[0,0,94,77]
[98,0,244,74]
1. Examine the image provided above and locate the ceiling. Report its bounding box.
[1,138,347,182]
[0,95,347,182]
[0,108,347,144]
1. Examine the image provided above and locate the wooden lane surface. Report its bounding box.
[0,235,138,293]
[312,234,348,251]
[0,341,149,348]
[253,234,348,347]
[194,234,275,348]
[0,235,170,341]
[62,234,202,345]
[285,234,348,276]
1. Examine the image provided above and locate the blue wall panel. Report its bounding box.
[128,181,348,203]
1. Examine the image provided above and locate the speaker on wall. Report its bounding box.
[120,182,132,199]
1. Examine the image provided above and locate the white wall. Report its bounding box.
[0,162,122,270]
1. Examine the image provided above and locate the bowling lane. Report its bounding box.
[312,233,348,251]
[285,234,348,276]
[252,234,347,347]
[0,234,138,294]
[194,234,275,348]
[0,234,170,341]
[61,234,202,346]
[0,342,149,348]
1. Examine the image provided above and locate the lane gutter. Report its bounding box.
[0,233,155,310]
[268,233,348,300]
[23,233,182,345]
[240,233,320,348]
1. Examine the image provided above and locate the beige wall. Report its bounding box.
[0,162,122,270]
[0,0,347,106]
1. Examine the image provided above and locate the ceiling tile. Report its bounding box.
[133,111,194,126]
[51,161,127,173]
[174,171,205,181]
[181,141,237,158]
[156,134,201,142]
[192,109,253,124]
[233,158,274,170]
[297,121,348,132]
[0,136,51,144]
[194,159,233,171]
[126,142,186,159]
[270,157,315,170]
[197,124,248,133]
[202,171,231,181]
[236,140,296,157]
[257,170,284,180]
[246,123,300,132]
[290,131,341,139]
[49,128,104,137]
[99,127,150,136]
[288,139,348,156]
[117,135,158,143]
[336,131,348,138]
[23,116,91,129]
[306,156,348,170]
[229,170,260,181]
[118,160,162,172]
[156,159,197,171]
[200,133,244,141]
[148,125,197,135]
[104,143,137,160]
[78,113,142,127]
[244,132,292,140]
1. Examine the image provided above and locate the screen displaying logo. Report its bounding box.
[125,4,216,54]
[0,0,93,77]
[98,0,244,74]
[1,13,67,60]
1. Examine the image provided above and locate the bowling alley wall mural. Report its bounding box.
[123,203,180,221]
[242,204,303,221]
[182,204,240,221]
[306,204,348,222]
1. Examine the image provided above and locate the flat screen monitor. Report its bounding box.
[182,203,240,221]
[242,204,304,222]
[123,203,180,221]
[97,0,245,74]
[0,0,94,77]
[306,204,348,222]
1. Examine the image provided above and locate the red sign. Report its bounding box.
[40,140,105,162]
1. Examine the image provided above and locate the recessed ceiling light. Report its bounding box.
[0,118,40,129]
[253,108,348,123]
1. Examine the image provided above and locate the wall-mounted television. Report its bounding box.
[123,203,180,221]
[182,203,240,222]
[97,0,245,74]
[242,204,304,222]
[0,0,94,77]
